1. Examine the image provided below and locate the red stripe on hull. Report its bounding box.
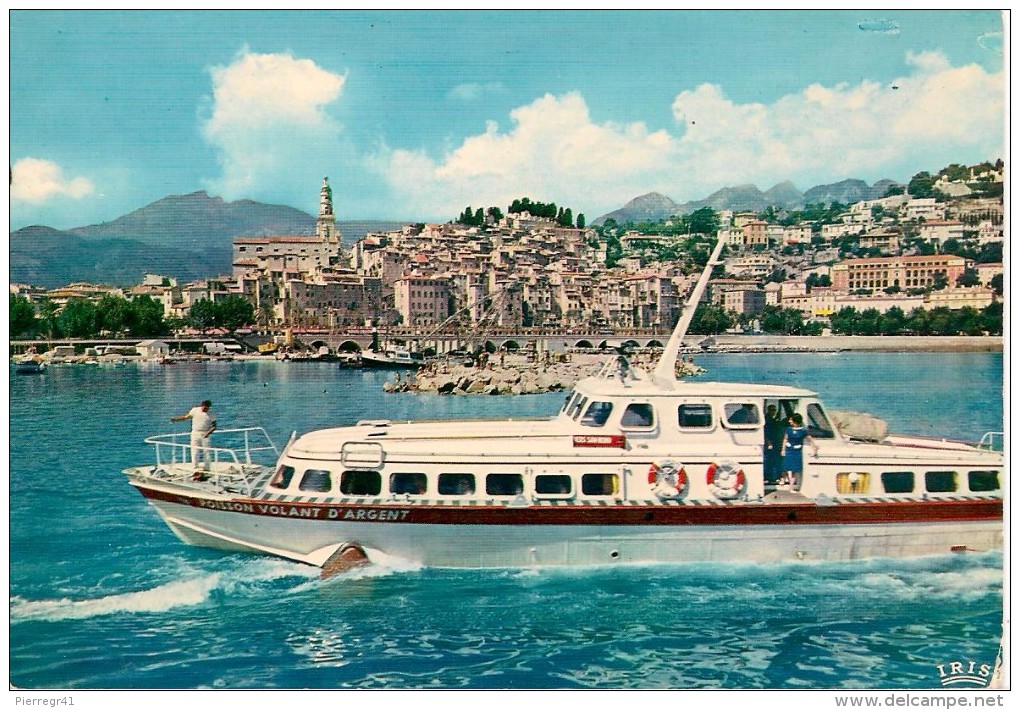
[135,486,1002,527]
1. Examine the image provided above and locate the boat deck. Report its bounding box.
[130,461,275,497]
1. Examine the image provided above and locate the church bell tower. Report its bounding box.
[316,177,342,247]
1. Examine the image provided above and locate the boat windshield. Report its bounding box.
[806,402,836,439]
[561,389,580,414]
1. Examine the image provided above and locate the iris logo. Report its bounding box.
[935,660,994,687]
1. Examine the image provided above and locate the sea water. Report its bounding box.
[8,352,1005,690]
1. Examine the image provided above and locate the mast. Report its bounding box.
[651,236,726,387]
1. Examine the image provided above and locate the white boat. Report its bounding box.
[360,348,425,369]
[124,240,1003,575]
[13,355,45,374]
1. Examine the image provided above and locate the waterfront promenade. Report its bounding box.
[8,333,1002,358]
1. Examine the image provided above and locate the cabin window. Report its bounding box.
[270,464,295,489]
[389,472,427,495]
[582,473,618,496]
[925,470,957,493]
[580,401,613,427]
[438,473,475,496]
[486,473,524,496]
[836,472,871,494]
[806,403,835,439]
[535,474,572,495]
[340,470,382,496]
[881,471,915,494]
[678,404,713,429]
[968,470,1000,492]
[568,396,589,420]
[723,403,760,427]
[621,403,655,428]
[298,468,333,493]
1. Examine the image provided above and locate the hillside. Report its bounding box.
[10,191,407,287]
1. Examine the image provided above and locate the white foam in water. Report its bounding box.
[10,556,324,623]
[10,574,222,622]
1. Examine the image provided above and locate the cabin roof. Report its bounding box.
[573,368,816,399]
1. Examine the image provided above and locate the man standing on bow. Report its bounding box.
[171,399,217,479]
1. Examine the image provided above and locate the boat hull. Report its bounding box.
[135,484,1002,568]
[360,356,423,370]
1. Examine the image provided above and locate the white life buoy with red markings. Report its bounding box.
[706,461,746,500]
[648,459,687,499]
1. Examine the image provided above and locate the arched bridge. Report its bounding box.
[293,330,671,355]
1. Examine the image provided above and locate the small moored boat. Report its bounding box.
[13,355,45,374]
[360,348,426,370]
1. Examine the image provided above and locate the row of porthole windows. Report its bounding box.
[836,470,1000,495]
[271,466,620,497]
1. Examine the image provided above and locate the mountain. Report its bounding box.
[596,177,904,224]
[11,191,407,288]
[67,191,317,250]
[675,183,802,215]
[762,181,804,207]
[594,192,681,225]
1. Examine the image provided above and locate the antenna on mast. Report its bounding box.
[651,237,726,388]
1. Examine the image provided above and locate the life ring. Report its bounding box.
[648,459,687,499]
[706,461,746,500]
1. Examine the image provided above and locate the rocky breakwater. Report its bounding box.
[383,353,705,395]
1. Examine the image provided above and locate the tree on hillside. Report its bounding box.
[127,295,167,337]
[990,273,1003,296]
[58,298,98,338]
[38,299,61,339]
[689,303,732,335]
[188,299,218,332]
[216,295,256,332]
[576,213,586,229]
[10,295,36,337]
[688,207,720,235]
[97,294,131,334]
[907,171,948,201]
[956,267,981,288]
[939,163,970,182]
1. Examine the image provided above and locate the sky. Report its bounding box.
[8,10,1007,231]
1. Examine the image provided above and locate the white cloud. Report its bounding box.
[376,92,677,218]
[448,82,505,101]
[670,52,1003,189]
[201,51,346,197]
[10,158,94,204]
[375,52,1002,219]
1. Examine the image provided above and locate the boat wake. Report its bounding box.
[9,551,430,623]
[9,556,319,623]
[10,575,223,622]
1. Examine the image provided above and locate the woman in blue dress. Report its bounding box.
[782,413,817,489]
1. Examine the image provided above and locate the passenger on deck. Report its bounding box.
[781,413,818,490]
[763,405,786,485]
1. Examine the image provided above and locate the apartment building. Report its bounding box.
[394,277,451,328]
[831,254,967,291]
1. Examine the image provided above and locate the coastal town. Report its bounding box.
[10,160,1004,367]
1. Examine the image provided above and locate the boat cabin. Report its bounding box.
[262,354,1001,508]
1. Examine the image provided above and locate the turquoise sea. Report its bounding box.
[8,352,1005,691]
